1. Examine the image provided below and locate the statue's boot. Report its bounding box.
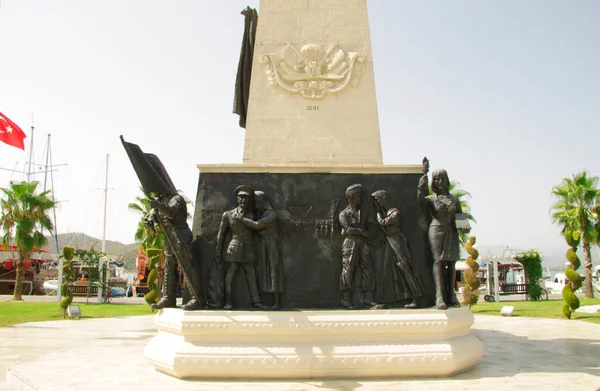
[450,295,461,308]
[151,296,176,310]
[340,291,353,309]
[447,263,461,307]
[362,292,385,309]
[271,294,280,310]
[433,261,447,310]
[223,290,232,310]
[181,297,202,311]
[405,298,419,309]
[251,296,268,309]
[449,291,461,307]
[151,264,177,310]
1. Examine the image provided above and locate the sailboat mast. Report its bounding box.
[102,154,109,253]
[42,134,60,253]
[26,116,34,182]
[43,134,50,190]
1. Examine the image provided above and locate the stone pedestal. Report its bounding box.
[145,307,483,379]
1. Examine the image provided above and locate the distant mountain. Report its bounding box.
[42,233,140,271]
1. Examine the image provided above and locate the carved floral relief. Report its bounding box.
[261,43,365,100]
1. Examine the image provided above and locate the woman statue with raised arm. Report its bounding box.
[418,157,465,309]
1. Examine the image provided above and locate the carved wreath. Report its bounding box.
[261,43,365,100]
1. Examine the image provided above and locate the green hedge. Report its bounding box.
[515,250,543,301]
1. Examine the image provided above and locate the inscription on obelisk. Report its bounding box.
[243,0,383,165]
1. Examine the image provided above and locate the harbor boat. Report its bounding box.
[0,244,57,295]
[42,279,58,295]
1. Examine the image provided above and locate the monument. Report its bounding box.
[142,0,483,379]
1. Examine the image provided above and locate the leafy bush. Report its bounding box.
[462,236,480,307]
[59,246,76,318]
[515,250,543,301]
[561,230,582,318]
[144,248,162,306]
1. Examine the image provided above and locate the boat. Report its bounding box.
[0,244,57,295]
[108,286,126,297]
[43,279,58,295]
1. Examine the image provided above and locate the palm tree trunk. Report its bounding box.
[12,257,24,301]
[582,242,594,298]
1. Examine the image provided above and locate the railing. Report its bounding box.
[499,283,529,295]
[499,283,549,300]
[69,284,99,296]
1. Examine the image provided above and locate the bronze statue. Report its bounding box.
[239,191,284,309]
[372,190,421,308]
[338,184,379,309]
[121,136,203,311]
[418,158,466,310]
[148,193,200,311]
[215,185,267,310]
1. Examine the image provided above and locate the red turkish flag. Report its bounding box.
[0,112,27,150]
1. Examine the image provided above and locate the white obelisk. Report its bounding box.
[243,0,383,165]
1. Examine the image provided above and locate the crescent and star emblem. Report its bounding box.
[0,116,12,134]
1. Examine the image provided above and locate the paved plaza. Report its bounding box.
[1,310,599,391]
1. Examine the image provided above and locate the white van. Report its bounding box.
[549,273,578,294]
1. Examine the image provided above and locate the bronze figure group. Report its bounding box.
[144,159,464,312]
[335,157,467,311]
[214,185,284,310]
[336,184,422,310]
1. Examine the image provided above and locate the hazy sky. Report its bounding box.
[0,1,598,258]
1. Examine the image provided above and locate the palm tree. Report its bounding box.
[551,171,599,298]
[128,190,165,305]
[450,181,476,245]
[0,181,55,300]
[128,188,164,251]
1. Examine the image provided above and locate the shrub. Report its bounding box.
[462,236,480,308]
[59,246,76,318]
[561,229,582,319]
[515,250,543,301]
[144,248,162,306]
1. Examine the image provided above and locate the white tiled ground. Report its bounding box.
[1,314,599,390]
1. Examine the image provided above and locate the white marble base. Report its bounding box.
[145,307,484,379]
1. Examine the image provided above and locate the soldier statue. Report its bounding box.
[338,184,380,309]
[148,193,201,311]
[215,185,268,310]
